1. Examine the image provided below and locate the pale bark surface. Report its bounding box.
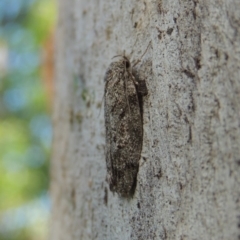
[50,0,240,239]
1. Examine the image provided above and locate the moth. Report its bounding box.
[104,55,145,198]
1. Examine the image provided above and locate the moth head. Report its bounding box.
[112,55,131,70]
[122,56,131,69]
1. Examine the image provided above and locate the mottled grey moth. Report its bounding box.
[104,51,148,198]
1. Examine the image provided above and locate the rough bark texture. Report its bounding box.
[50,0,240,239]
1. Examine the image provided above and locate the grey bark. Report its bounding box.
[50,0,240,239]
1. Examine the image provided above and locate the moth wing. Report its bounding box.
[105,68,142,197]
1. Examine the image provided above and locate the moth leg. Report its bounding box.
[132,59,141,68]
[131,74,139,86]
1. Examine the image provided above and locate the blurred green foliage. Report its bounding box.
[0,0,56,239]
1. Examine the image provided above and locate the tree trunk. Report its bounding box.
[50,0,240,239]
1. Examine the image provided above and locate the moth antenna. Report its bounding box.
[129,38,138,56]
[112,54,123,59]
[132,41,152,68]
[112,50,130,61]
